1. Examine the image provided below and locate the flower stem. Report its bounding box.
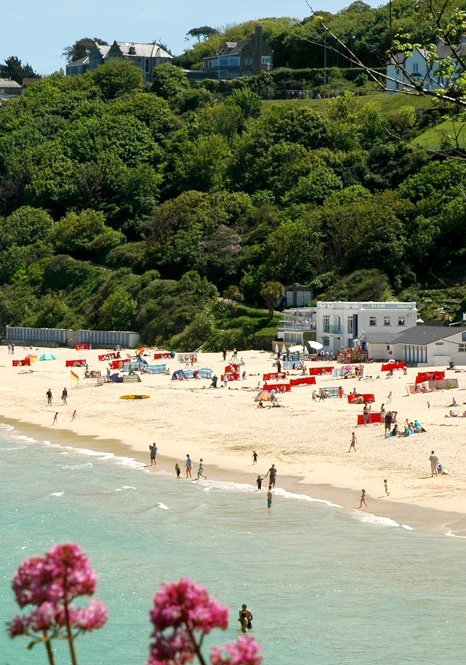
[186,626,207,665]
[43,630,57,665]
[63,599,79,665]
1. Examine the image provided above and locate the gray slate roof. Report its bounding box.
[0,78,22,88]
[392,325,466,345]
[365,332,398,344]
[115,42,172,59]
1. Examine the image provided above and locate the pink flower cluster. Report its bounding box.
[148,578,262,665]
[8,543,107,640]
[210,635,263,665]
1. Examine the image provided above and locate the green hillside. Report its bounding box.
[1,11,466,350]
[412,117,466,151]
[262,92,437,119]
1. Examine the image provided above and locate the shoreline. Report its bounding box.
[1,346,466,536]
[3,413,466,537]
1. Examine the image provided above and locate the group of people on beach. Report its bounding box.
[149,449,208,481]
[45,387,76,425]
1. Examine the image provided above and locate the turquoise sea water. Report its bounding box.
[1,423,466,665]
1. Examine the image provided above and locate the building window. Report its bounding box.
[261,56,271,65]
[398,316,405,326]
[413,62,419,73]
[323,315,330,333]
[322,336,330,347]
[245,57,253,65]
[384,316,390,326]
[335,315,341,333]
[347,316,353,334]
[145,59,150,73]
[369,316,376,326]
[459,344,466,352]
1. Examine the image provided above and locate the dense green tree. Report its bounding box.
[185,26,219,42]
[31,292,79,328]
[92,60,145,100]
[265,215,324,283]
[1,206,53,249]
[151,64,190,101]
[260,281,285,317]
[48,209,125,260]
[0,56,38,83]
[98,287,138,330]
[62,38,108,64]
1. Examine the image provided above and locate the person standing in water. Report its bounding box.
[149,443,158,467]
[384,479,390,496]
[185,454,193,479]
[238,604,253,633]
[267,486,273,509]
[265,464,277,488]
[175,463,181,479]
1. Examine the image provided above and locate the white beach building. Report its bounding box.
[314,301,418,355]
[389,325,466,366]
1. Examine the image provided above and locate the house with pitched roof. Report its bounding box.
[66,40,172,82]
[0,78,23,101]
[388,325,466,366]
[202,26,272,79]
[386,37,466,92]
[105,41,173,82]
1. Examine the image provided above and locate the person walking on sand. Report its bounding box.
[267,486,273,509]
[195,458,207,480]
[429,451,439,477]
[252,450,258,464]
[149,443,158,467]
[61,387,68,405]
[256,475,263,491]
[348,432,357,452]
[384,479,390,496]
[185,454,193,479]
[71,410,77,421]
[46,388,53,406]
[52,412,58,426]
[384,411,392,435]
[359,489,367,509]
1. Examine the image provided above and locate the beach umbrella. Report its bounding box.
[280,344,287,354]
[288,344,304,353]
[39,352,57,361]
[274,343,279,354]
[25,354,38,363]
[307,341,323,351]
[254,390,272,402]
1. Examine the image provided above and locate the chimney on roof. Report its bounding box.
[129,44,136,55]
[252,24,263,75]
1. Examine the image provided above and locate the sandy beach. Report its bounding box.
[2,345,466,534]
